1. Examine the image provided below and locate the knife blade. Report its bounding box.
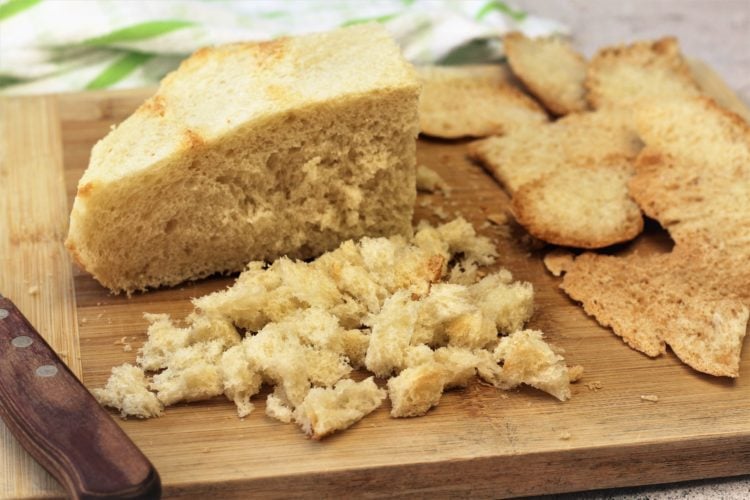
[0,294,161,499]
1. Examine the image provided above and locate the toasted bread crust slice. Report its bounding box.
[504,32,588,115]
[586,37,700,109]
[512,161,643,249]
[417,64,548,138]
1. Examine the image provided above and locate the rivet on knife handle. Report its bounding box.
[0,296,161,499]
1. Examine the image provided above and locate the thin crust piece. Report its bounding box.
[586,37,700,109]
[469,109,644,249]
[417,64,548,139]
[560,249,749,377]
[630,97,750,250]
[504,32,588,116]
[512,161,643,249]
[469,108,641,194]
[556,97,750,377]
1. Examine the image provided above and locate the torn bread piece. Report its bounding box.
[586,37,700,109]
[365,290,420,377]
[294,378,386,438]
[512,161,643,248]
[388,362,446,417]
[366,271,536,380]
[243,310,354,408]
[468,272,534,335]
[138,312,239,371]
[221,345,263,417]
[494,330,572,401]
[504,32,588,115]
[265,390,294,423]
[417,64,548,139]
[468,108,641,194]
[93,364,164,419]
[149,341,226,406]
[476,330,572,401]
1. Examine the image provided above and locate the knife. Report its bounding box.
[0,294,161,499]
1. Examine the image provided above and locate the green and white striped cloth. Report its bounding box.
[0,0,566,95]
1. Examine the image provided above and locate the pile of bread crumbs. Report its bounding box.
[95,218,580,439]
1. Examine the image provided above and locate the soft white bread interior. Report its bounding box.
[66,24,421,293]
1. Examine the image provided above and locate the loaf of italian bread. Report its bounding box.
[66,24,420,293]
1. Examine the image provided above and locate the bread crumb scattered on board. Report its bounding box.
[585,381,603,391]
[559,431,572,440]
[544,249,575,277]
[27,285,39,296]
[640,394,659,402]
[433,206,449,220]
[568,365,584,382]
[486,213,507,226]
[416,164,450,194]
[115,336,134,353]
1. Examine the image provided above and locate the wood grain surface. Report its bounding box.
[1,67,749,499]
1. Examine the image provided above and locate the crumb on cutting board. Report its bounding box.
[585,381,603,391]
[568,365,584,382]
[416,165,451,194]
[432,206,450,220]
[640,394,659,402]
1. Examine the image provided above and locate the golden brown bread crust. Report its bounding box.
[417,64,548,139]
[586,37,700,109]
[510,162,643,249]
[559,248,749,377]
[504,32,588,116]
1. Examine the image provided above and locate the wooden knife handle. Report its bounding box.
[0,296,161,499]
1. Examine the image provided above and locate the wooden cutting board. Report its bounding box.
[2,62,749,499]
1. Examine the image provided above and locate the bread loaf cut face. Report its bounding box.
[66,24,420,294]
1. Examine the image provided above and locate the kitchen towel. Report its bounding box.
[0,0,566,94]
